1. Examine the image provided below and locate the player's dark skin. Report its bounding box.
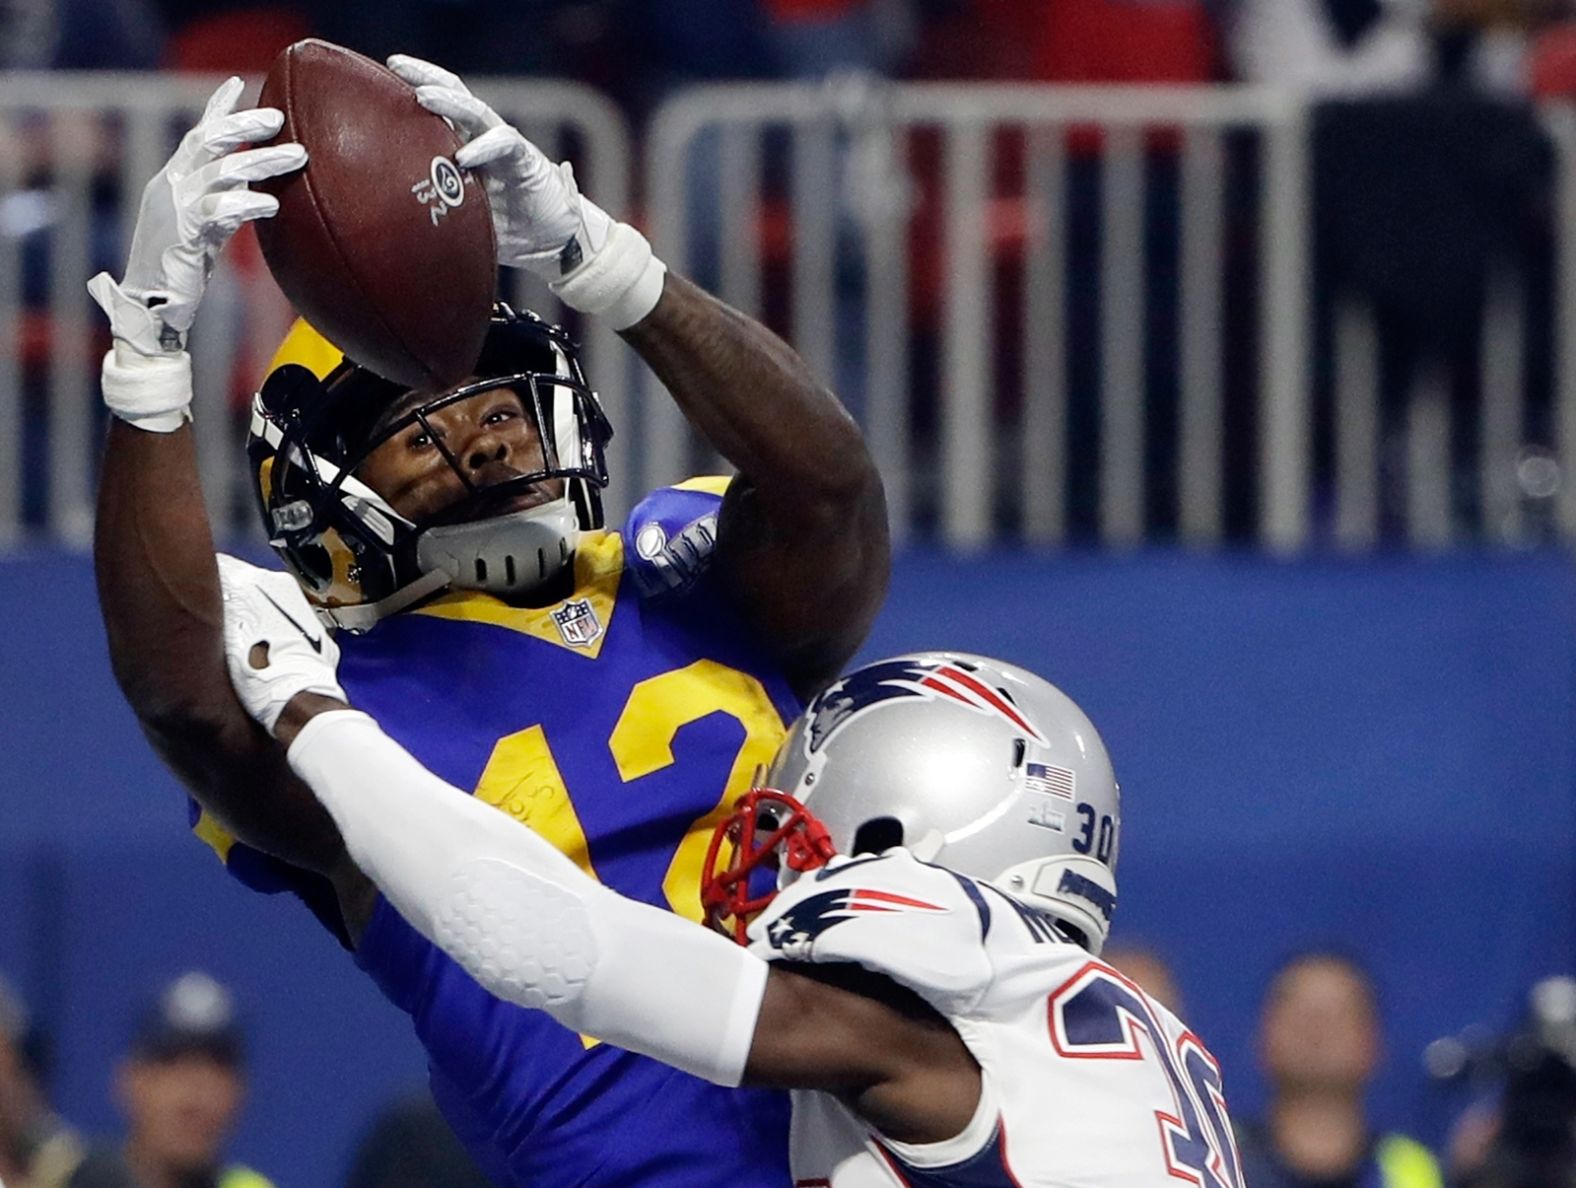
[95,274,890,933]
[355,384,567,527]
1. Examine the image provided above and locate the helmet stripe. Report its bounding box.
[919,676,977,708]
[929,665,1048,743]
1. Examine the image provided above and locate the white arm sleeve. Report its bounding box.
[288,710,768,1086]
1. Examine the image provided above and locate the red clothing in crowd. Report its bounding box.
[763,0,867,23]
[1035,0,1215,83]
[919,0,1215,83]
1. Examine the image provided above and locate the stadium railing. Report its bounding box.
[1,74,1570,552]
[645,81,1311,550]
[646,81,1576,553]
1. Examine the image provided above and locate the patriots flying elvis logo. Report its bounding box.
[805,657,1047,753]
[764,886,949,952]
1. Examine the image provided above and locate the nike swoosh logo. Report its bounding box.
[259,588,324,654]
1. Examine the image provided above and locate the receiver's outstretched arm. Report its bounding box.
[387,53,890,700]
[90,79,372,933]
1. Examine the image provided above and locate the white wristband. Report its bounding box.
[551,220,667,331]
[99,345,193,434]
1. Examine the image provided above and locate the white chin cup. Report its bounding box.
[416,499,579,597]
[992,854,1117,956]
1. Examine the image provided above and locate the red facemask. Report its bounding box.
[700,789,838,945]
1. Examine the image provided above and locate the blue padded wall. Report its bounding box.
[1,548,1571,1183]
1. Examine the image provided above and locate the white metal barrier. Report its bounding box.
[3,75,1571,553]
[0,72,633,545]
[646,81,1314,551]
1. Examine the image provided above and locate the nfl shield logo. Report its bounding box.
[551,598,602,648]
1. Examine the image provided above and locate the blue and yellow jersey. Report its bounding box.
[199,478,798,1187]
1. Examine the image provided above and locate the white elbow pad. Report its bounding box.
[437,858,599,1010]
[289,711,766,1086]
[438,856,767,1085]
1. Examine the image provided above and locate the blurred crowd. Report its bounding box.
[1,959,1569,1188]
[11,0,1576,102]
[0,969,491,1188]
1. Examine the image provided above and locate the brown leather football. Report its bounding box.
[256,39,496,391]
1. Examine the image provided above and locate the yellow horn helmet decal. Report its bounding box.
[266,318,345,381]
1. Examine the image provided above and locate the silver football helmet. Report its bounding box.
[767,652,1121,953]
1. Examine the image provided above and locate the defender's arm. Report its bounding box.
[225,547,974,1141]
[622,277,890,700]
[272,700,977,1144]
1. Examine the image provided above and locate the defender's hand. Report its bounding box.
[88,77,306,358]
[218,555,346,737]
[387,54,666,329]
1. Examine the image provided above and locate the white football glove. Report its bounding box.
[87,77,306,431]
[217,554,346,737]
[387,54,666,331]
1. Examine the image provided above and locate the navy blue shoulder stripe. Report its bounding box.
[947,871,993,942]
[980,883,1062,945]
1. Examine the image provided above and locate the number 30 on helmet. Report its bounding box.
[246,304,613,631]
[703,653,1121,954]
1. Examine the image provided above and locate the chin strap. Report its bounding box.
[315,570,451,634]
[415,502,579,599]
[311,493,583,634]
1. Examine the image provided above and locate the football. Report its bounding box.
[255,39,497,391]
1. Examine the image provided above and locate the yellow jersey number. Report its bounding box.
[473,659,786,924]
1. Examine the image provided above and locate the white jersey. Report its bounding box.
[748,851,1243,1188]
